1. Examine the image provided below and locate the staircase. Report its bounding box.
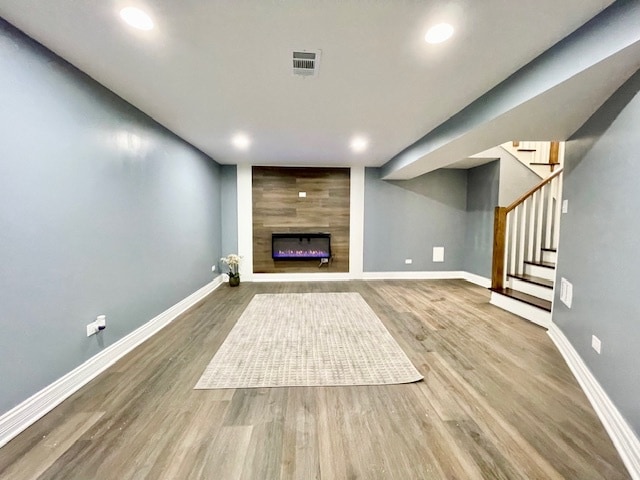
[490,165,563,328]
[502,140,562,178]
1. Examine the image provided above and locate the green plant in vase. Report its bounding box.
[221,254,241,287]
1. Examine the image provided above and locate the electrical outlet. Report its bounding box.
[86,323,98,337]
[298,191,306,198]
[87,315,106,336]
[405,258,412,264]
[432,247,444,263]
[592,335,602,354]
[211,265,216,272]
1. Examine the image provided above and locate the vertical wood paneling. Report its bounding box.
[252,167,350,273]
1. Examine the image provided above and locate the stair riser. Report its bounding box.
[524,263,556,281]
[490,291,551,328]
[542,250,557,263]
[508,278,554,302]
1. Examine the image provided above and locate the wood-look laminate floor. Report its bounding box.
[0,280,630,479]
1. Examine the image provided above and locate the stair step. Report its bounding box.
[507,273,554,289]
[508,275,554,301]
[489,290,552,328]
[529,162,561,166]
[524,261,556,281]
[517,148,537,152]
[524,260,556,269]
[490,287,552,312]
[541,248,557,264]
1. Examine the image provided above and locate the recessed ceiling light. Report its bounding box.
[232,133,251,150]
[425,23,454,44]
[119,7,154,31]
[350,136,368,153]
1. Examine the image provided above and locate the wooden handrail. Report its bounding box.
[506,168,563,212]
[492,167,564,290]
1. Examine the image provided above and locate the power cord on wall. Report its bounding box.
[319,257,332,268]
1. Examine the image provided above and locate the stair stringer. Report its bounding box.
[470,146,542,207]
[501,142,550,179]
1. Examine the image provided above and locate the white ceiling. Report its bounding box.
[0,0,615,169]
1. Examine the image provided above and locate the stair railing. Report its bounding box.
[508,140,561,174]
[491,168,563,290]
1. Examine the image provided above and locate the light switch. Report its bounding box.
[560,277,573,308]
[562,199,568,213]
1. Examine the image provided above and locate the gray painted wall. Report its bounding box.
[220,165,238,258]
[363,168,467,272]
[498,152,541,206]
[464,161,499,278]
[553,68,640,436]
[0,20,222,414]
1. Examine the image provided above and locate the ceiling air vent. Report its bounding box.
[292,50,321,77]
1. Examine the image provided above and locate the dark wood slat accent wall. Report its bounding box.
[252,166,350,273]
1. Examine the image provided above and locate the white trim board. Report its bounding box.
[362,270,464,280]
[236,164,254,281]
[252,271,491,286]
[0,276,224,449]
[462,272,492,288]
[252,272,352,282]
[348,166,365,277]
[362,271,490,288]
[548,323,640,480]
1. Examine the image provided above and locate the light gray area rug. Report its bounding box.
[195,292,423,389]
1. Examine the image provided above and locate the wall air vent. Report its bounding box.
[292,50,321,77]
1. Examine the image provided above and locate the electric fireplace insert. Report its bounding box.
[272,233,331,260]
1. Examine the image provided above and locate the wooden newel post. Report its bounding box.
[549,141,560,172]
[492,206,507,290]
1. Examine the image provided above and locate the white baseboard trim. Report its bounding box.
[462,272,491,288]
[251,270,491,287]
[0,275,224,449]
[361,270,465,280]
[362,271,490,288]
[548,323,640,480]
[489,291,551,328]
[251,272,352,282]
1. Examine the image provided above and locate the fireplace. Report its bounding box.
[272,233,331,260]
